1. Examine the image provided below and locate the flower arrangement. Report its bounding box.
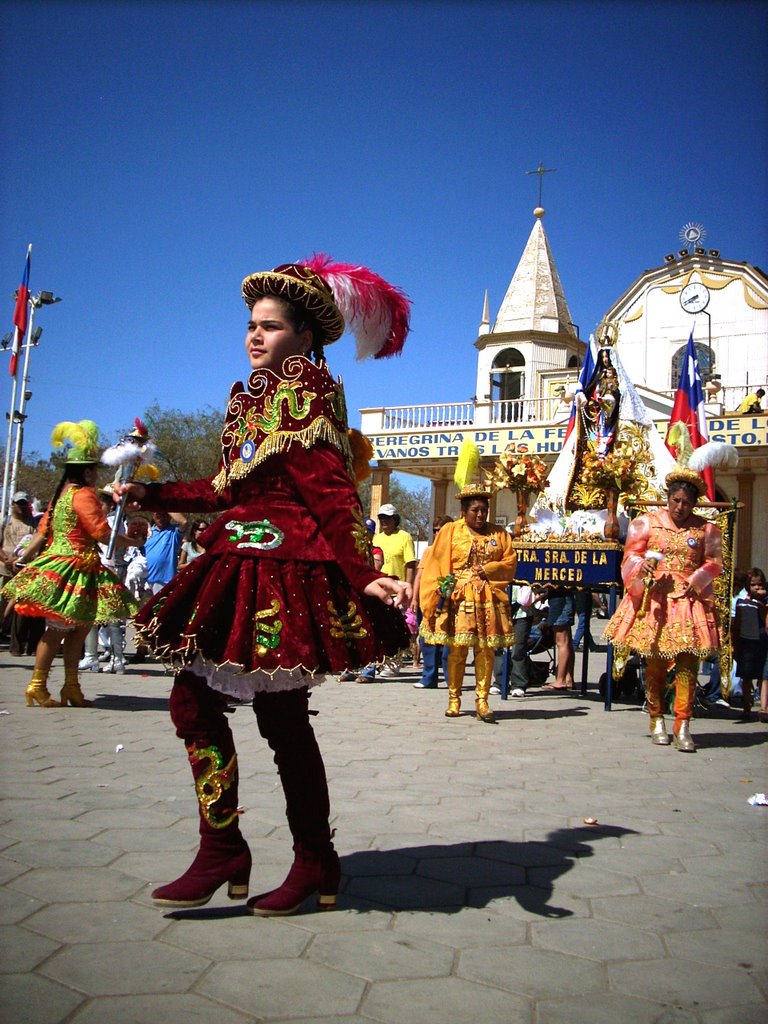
[486,445,549,496]
[581,440,643,494]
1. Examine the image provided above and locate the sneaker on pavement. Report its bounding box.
[510,687,526,697]
[489,685,501,695]
[413,681,436,688]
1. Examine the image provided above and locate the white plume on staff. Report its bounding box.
[101,418,157,560]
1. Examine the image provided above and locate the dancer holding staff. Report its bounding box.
[118,256,411,915]
[6,420,137,707]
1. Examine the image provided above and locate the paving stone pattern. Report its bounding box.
[0,648,765,1024]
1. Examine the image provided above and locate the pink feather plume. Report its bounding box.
[301,253,411,360]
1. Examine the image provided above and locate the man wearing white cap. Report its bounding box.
[373,504,416,677]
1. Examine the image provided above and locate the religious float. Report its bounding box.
[491,432,652,708]
[490,329,739,708]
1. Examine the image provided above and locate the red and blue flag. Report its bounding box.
[665,330,714,499]
[564,332,599,442]
[10,246,31,378]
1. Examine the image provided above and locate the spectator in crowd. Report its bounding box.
[492,583,536,697]
[178,519,208,567]
[573,589,597,653]
[79,489,133,673]
[145,510,186,594]
[0,492,43,655]
[351,546,386,683]
[539,588,576,692]
[373,505,416,586]
[124,518,150,602]
[373,503,416,677]
[733,571,768,722]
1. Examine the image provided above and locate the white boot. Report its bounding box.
[104,622,126,673]
[78,627,101,672]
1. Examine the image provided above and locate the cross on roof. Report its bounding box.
[526,161,556,207]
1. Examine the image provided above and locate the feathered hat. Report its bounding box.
[665,422,738,498]
[454,440,491,501]
[241,253,411,359]
[50,420,100,464]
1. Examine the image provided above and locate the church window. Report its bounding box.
[671,341,715,388]
[491,348,525,422]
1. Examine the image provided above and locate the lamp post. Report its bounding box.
[2,289,61,521]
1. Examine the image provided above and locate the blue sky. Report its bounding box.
[1,0,766,467]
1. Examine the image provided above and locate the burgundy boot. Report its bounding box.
[247,839,340,916]
[247,688,340,917]
[152,673,251,908]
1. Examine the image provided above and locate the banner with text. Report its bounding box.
[369,415,768,462]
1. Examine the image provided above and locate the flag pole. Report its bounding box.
[8,300,38,510]
[2,244,32,523]
[1,373,20,523]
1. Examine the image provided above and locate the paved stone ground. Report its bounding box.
[1,644,766,1024]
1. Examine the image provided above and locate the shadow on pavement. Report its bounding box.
[337,826,637,918]
[694,729,768,749]
[493,706,590,722]
[89,693,170,712]
[164,826,638,923]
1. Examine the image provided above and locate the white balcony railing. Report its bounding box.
[361,397,573,434]
[359,385,766,437]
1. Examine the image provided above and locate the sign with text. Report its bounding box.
[512,541,623,589]
[368,415,767,462]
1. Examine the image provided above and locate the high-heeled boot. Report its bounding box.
[60,668,92,707]
[152,673,251,907]
[474,648,496,723]
[152,742,251,906]
[645,659,670,744]
[248,688,339,916]
[25,669,61,707]
[445,646,466,717]
[248,838,340,916]
[672,654,697,752]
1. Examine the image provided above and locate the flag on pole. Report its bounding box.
[10,246,31,378]
[665,329,714,499]
[564,332,599,442]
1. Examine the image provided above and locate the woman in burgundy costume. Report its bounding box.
[120,257,411,915]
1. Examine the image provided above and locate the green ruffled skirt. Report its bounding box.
[6,551,137,627]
